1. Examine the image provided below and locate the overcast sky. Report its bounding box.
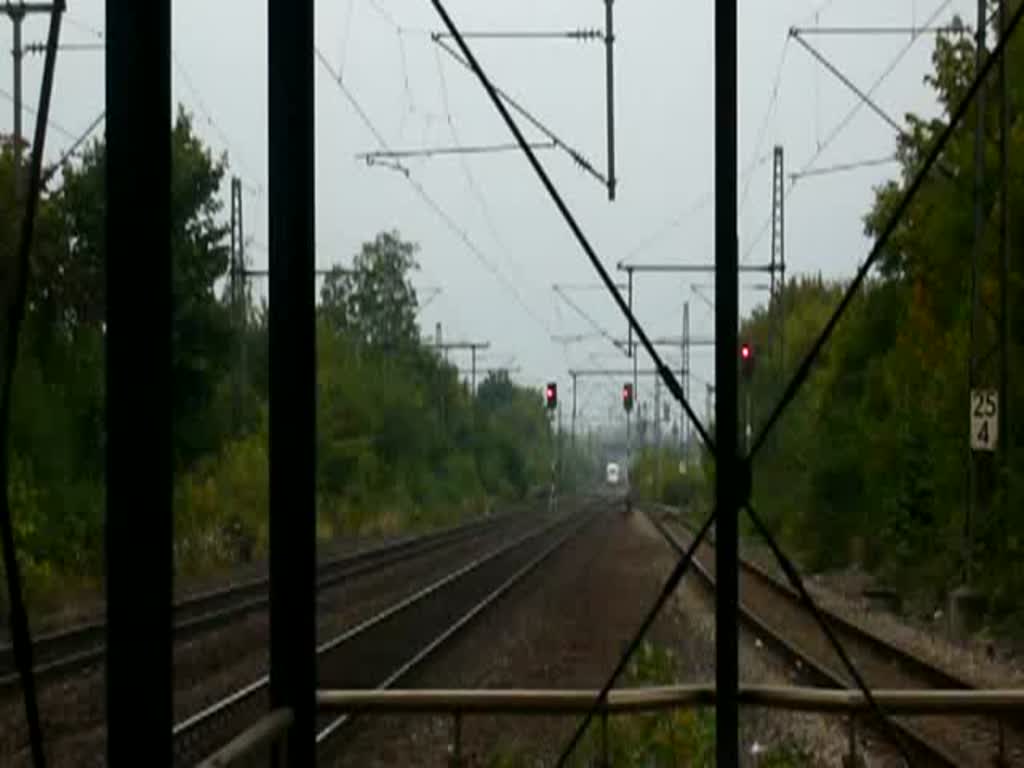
[1,0,977,432]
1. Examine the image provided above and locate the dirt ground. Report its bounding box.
[331,506,856,767]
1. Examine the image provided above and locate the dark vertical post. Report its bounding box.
[571,372,578,453]
[629,269,638,424]
[998,0,1009,518]
[11,9,23,196]
[470,345,477,396]
[106,1,172,764]
[966,0,988,587]
[626,268,633,359]
[682,301,690,453]
[714,0,740,764]
[626,269,634,483]
[604,0,616,201]
[268,0,316,763]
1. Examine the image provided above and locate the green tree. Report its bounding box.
[320,230,419,351]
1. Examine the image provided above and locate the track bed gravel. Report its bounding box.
[0,514,540,768]
[331,507,842,766]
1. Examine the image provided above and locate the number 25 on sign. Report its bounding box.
[970,389,999,452]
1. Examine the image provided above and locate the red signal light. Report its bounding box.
[741,344,751,360]
[545,382,558,409]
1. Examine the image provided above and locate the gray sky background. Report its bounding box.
[1,0,977,432]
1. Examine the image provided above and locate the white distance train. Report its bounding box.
[605,462,621,486]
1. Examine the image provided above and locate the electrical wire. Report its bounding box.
[41,110,104,185]
[552,287,625,355]
[432,35,610,191]
[742,0,954,264]
[739,37,790,212]
[314,47,553,337]
[0,86,78,143]
[426,0,713,454]
[337,0,356,81]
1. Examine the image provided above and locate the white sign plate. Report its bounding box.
[970,388,998,452]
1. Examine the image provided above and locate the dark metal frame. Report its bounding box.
[88,0,1022,763]
[105,2,172,764]
[425,0,1024,763]
[267,1,317,766]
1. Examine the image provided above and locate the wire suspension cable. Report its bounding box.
[357,140,555,162]
[742,0,954,263]
[0,5,65,767]
[552,286,626,355]
[314,47,552,336]
[42,110,105,186]
[556,509,718,765]
[431,35,611,191]
[426,0,713,453]
[433,29,603,41]
[791,24,963,35]
[789,155,897,180]
[744,504,913,762]
[750,0,1024,459]
[791,30,903,135]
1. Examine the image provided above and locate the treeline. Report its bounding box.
[742,10,1024,632]
[1,108,557,604]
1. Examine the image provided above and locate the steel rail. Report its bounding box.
[175,502,599,764]
[0,510,523,690]
[314,505,598,746]
[646,507,1008,767]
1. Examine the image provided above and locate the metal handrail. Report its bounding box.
[197,688,1024,766]
[195,708,293,768]
[317,685,1024,715]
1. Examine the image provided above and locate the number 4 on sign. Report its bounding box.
[970,389,999,452]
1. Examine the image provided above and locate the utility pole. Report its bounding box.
[998,0,1010,532]
[654,373,662,494]
[3,3,58,197]
[770,145,786,371]
[960,0,1006,636]
[571,370,578,453]
[966,0,988,587]
[604,0,616,200]
[229,176,246,430]
[428,340,491,395]
[682,301,691,460]
[626,267,635,481]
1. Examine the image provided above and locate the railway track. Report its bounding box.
[174,497,603,766]
[646,506,1022,767]
[0,509,527,693]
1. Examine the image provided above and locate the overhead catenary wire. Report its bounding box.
[432,35,610,191]
[790,155,897,180]
[739,37,790,212]
[433,48,550,306]
[314,47,553,338]
[357,140,556,162]
[792,24,962,35]
[432,29,603,41]
[0,85,78,143]
[742,0,954,263]
[552,285,627,356]
[751,0,1024,459]
[425,0,713,454]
